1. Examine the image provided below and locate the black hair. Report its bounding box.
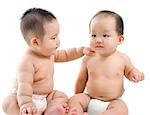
[90,10,124,35]
[20,8,56,45]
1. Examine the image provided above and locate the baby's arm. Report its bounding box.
[75,57,88,93]
[123,54,144,83]
[54,47,84,62]
[17,59,36,114]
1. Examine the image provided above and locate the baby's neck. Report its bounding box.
[27,49,51,59]
[96,50,117,58]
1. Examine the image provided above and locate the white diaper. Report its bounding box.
[87,99,109,115]
[32,94,47,112]
[88,97,123,115]
[10,88,47,112]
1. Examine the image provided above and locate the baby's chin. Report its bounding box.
[94,49,104,53]
[96,50,116,57]
[49,49,57,55]
[94,49,107,55]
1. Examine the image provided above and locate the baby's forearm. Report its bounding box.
[17,83,33,107]
[17,95,32,107]
[55,47,84,62]
[75,87,84,94]
[75,79,86,94]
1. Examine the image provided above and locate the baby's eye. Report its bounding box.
[91,34,96,38]
[103,34,110,38]
[49,37,56,40]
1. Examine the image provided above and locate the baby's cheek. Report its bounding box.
[90,41,95,48]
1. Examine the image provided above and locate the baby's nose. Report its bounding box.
[56,41,60,47]
[96,37,103,43]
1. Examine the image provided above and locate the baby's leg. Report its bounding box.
[68,93,90,115]
[44,90,68,115]
[2,93,19,115]
[101,99,128,115]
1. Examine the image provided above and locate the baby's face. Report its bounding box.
[39,19,60,56]
[89,15,120,56]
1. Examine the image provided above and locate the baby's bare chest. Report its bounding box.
[87,58,125,78]
[34,60,54,82]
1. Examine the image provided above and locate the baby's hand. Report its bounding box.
[128,69,144,83]
[83,47,95,56]
[20,102,37,115]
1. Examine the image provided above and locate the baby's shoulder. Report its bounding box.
[18,54,35,69]
[117,51,130,62]
[82,55,94,64]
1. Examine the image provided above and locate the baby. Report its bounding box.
[68,10,144,115]
[2,8,88,115]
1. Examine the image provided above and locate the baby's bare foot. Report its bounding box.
[69,108,88,115]
[63,103,69,114]
[45,103,68,115]
[83,112,88,115]
[69,108,77,115]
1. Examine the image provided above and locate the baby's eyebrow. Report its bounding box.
[49,33,58,37]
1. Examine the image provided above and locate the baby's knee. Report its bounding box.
[59,91,68,99]
[2,95,10,112]
[117,100,128,113]
[2,94,18,113]
[119,101,128,115]
[53,90,68,102]
[69,93,90,105]
[57,91,68,100]
[110,99,128,115]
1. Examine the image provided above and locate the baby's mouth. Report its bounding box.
[95,45,104,48]
[55,46,59,49]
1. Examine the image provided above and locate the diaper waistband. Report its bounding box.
[32,94,47,100]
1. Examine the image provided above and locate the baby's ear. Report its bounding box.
[117,35,124,45]
[30,37,41,48]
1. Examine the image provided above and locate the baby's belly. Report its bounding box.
[86,78,124,101]
[33,81,53,94]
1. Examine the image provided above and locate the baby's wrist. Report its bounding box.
[18,97,32,107]
[20,101,32,107]
[78,47,85,55]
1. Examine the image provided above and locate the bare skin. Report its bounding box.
[2,19,85,115]
[68,13,144,115]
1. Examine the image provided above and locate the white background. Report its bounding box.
[0,0,150,114]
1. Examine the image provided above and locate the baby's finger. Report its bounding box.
[22,108,27,114]
[32,107,37,114]
[26,107,32,114]
[66,106,69,110]
[132,76,138,83]
[138,73,144,82]
[138,74,143,81]
[141,72,144,80]
[50,55,55,61]
[38,109,45,114]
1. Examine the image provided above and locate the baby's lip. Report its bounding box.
[95,45,104,48]
[55,46,59,49]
